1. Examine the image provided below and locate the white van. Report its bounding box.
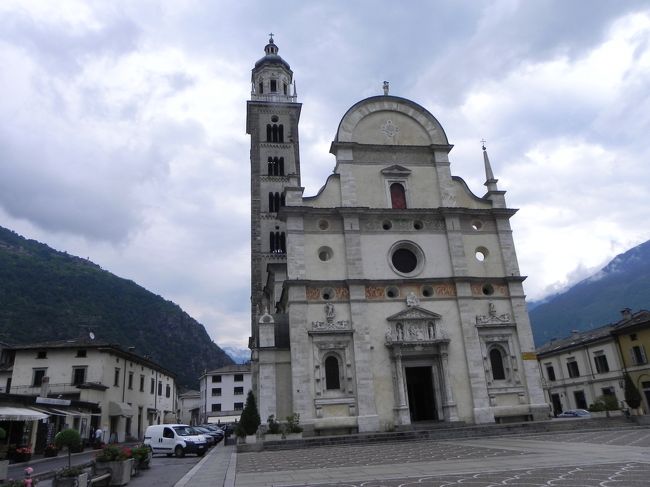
[143,424,207,457]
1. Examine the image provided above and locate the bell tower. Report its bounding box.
[247,36,301,416]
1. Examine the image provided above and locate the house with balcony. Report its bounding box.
[199,364,251,424]
[7,337,177,443]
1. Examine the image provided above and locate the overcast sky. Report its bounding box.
[1,1,650,349]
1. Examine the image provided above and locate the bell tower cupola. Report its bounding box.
[251,35,297,102]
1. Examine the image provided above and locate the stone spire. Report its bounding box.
[482,141,498,192]
[251,35,296,102]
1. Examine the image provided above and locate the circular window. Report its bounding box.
[475,247,489,262]
[382,220,392,230]
[413,220,423,230]
[386,286,399,298]
[471,220,483,231]
[318,246,333,262]
[388,241,425,277]
[482,284,494,296]
[271,115,279,122]
[321,287,334,300]
[421,285,433,297]
[318,219,329,230]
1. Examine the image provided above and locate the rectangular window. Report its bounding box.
[631,345,647,365]
[573,390,588,409]
[114,368,120,387]
[566,360,579,378]
[630,333,637,341]
[212,376,221,383]
[270,79,277,92]
[128,372,134,390]
[158,381,162,396]
[602,386,615,396]
[212,388,221,397]
[234,402,244,411]
[166,384,171,398]
[32,369,46,387]
[76,350,87,358]
[234,386,244,395]
[140,375,145,392]
[211,404,221,412]
[150,378,155,394]
[594,353,609,373]
[72,367,86,386]
[36,350,47,359]
[545,364,556,381]
[234,374,244,382]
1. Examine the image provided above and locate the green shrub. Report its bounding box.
[589,394,619,412]
[285,413,302,434]
[54,429,81,468]
[267,415,281,434]
[238,390,261,436]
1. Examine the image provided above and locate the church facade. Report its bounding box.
[247,37,547,434]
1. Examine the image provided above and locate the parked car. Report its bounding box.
[200,425,225,441]
[194,426,223,445]
[557,409,591,418]
[218,423,235,438]
[143,424,208,457]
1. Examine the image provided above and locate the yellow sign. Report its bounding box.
[521,352,537,360]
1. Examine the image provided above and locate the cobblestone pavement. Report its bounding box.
[234,427,650,487]
[237,440,530,473]
[304,462,650,486]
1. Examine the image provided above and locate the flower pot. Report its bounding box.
[264,434,282,441]
[53,472,89,487]
[285,432,302,440]
[245,434,257,444]
[0,459,8,481]
[97,458,133,486]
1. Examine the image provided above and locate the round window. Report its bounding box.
[388,241,425,277]
[382,220,392,230]
[318,246,333,262]
[386,286,399,298]
[421,285,433,297]
[271,115,279,122]
[318,219,329,230]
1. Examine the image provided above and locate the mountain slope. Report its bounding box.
[0,226,233,388]
[530,239,650,346]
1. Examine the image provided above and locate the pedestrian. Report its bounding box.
[95,426,103,448]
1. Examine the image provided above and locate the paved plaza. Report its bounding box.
[232,427,650,487]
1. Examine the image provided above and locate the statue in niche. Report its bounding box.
[428,321,435,339]
[396,323,404,341]
[489,302,496,317]
[325,303,335,323]
[406,292,419,307]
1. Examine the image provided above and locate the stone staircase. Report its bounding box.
[240,416,639,452]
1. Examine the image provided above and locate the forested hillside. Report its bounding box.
[0,226,233,388]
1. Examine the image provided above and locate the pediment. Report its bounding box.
[380,165,411,177]
[387,306,441,322]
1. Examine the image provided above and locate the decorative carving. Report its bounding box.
[406,292,419,307]
[306,287,320,301]
[365,286,385,299]
[312,320,350,331]
[335,287,350,300]
[476,302,512,325]
[380,119,400,141]
[325,303,335,323]
[434,284,456,296]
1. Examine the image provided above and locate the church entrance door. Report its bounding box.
[405,366,437,421]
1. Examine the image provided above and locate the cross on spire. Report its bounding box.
[268,33,274,42]
[480,138,487,150]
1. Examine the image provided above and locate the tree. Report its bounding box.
[54,429,81,469]
[624,373,642,409]
[238,390,261,436]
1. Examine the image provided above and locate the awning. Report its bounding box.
[108,402,134,417]
[207,415,240,424]
[0,406,48,421]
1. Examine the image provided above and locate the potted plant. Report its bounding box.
[238,390,261,444]
[96,444,134,486]
[284,413,303,440]
[131,444,152,472]
[12,445,32,463]
[53,429,88,487]
[264,415,282,441]
[43,443,59,458]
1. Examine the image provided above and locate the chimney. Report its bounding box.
[621,308,632,320]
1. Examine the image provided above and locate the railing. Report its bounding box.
[251,93,297,103]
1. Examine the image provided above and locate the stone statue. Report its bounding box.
[406,292,419,307]
[325,303,335,323]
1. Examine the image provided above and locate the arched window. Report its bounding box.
[270,79,277,92]
[489,348,506,381]
[390,183,407,209]
[269,232,276,252]
[258,82,264,94]
[325,356,340,390]
[279,157,284,175]
[278,125,284,142]
[267,157,274,175]
[280,193,285,207]
[268,192,274,212]
[279,232,286,253]
[266,124,272,142]
[272,125,278,142]
[274,193,280,212]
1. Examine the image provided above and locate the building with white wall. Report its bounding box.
[9,338,177,442]
[247,37,547,435]
[199,364,251,424]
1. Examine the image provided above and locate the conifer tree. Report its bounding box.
[239,390,261,436]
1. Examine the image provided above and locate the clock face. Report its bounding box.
[89,332,95,340]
